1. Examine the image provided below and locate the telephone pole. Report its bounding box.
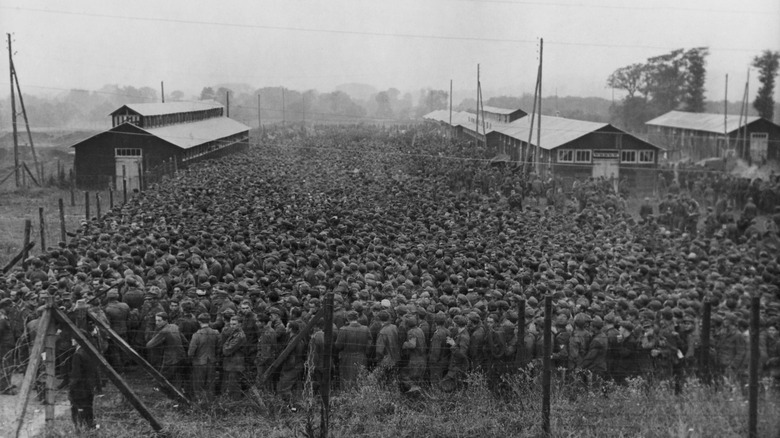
[8,34,19,187]
[161,81,165,103]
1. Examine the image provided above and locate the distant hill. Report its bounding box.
[335,83,378,103]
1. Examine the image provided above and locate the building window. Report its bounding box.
[621,150,637,163]
[558,149,573,162]
[575,150,591,163]
[115,148,142,157]
[638,150,654,163]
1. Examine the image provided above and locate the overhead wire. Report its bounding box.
[0,5,769,53]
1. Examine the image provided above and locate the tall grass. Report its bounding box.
[35,372,780,438]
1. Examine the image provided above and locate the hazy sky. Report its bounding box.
[1,0,779,102]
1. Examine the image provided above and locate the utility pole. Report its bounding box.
[282,88,286,125]
[475,64,480,149]
[226,91,230,118]
[257,94,262,129]
[724,74,729,154]
[8,34,19,187]
[8,34,41,183]
[449,79,453,138]
[536,38,543,175]
[161,81,165,103]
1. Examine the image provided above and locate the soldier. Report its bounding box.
[374,310,401,384]
[0,298,16,395]
[103,289,129,371]
[277,320,305,406]
[69,331,100,430]
[220,315,246,398]
[401,315,427,391]
[442,314,470,392]
[146,312,186,397]
[188,313,219,401]
[335,310,371,390]
[428,312,450,386]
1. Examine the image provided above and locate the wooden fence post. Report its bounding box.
[44,297,57,431]
[13,308,51,438]
[84,191,90,220]
[109,188,114,209]
[748,296,759,438]
[320,293,334,438]
[700,300,711,384]
[58,198,66,243]
[95,192,101,220]
[542,295,552,436]
[22,219,32,267]
[122,165,128,203]
[38,207,46,253]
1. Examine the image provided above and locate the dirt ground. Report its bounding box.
[0,373,71,438]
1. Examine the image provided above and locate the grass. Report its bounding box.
[0,186,122,268]
[33,369,780,438]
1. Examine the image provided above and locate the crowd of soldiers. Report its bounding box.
[1,124,779,415]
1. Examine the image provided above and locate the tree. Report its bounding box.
[170,90,185,101]
[645,49,686,116]
[200,87,215,101]
[606,63,647,99]
[752,50,780,120]
[682,47,709,112]
[375,91,393,118]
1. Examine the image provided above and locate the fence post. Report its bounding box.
[59,198,66,243]
[96,192,101,220]
[542,295,552,436]
[748,296,759,438]
[321,292,334,438]
[38,207,46,253]
[22,219,32,268]
[109,188,114,209]
[123,165,128,203]
[700,300,711,384]
[44,296,57,430]
[84,191,90,220]
[517,299,526,366]
[70,179,75,207]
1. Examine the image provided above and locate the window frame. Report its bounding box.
[638,150,655,163]
[574,149,591,163]
[557,149,574,163]
[620,150,637,163]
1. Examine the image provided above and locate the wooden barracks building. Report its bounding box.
[424,107,663,190]
[71,101,250,190]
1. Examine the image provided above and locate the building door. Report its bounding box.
[592,158,619,180]
[750,132,768,163]
[115,148,143,192]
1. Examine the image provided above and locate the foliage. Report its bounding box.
[752,50,780,121]
[607,47,709,131]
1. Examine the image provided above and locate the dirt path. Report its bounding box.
[0,373,70,438]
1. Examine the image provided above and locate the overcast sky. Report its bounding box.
[1,0,779,103]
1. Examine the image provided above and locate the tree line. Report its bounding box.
[608,48,780,132]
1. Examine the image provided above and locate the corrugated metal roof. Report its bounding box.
[645,110,760,134]
[494,115,609,150]
[142,117,250,149]
[110,100,224,117]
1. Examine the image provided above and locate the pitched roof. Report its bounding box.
[142,117,250,149]
[494,115,609,150]
[480,106,524,115]
[69,117,250,150]
[645,110,760,134]
[110,100,224,117]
